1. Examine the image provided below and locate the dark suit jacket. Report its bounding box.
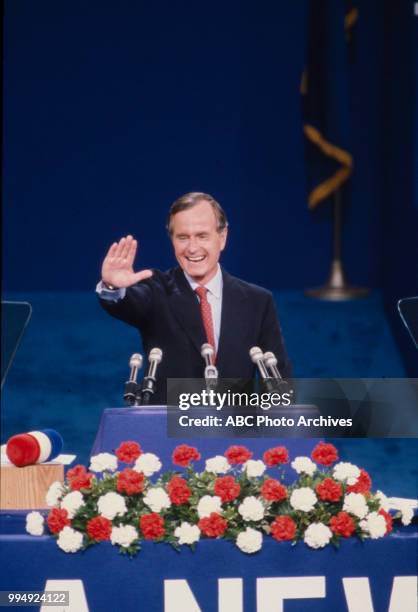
[99,267,291,404]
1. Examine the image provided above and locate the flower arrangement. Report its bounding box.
[26,441,414,556]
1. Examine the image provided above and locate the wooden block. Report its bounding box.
[0,463,64,510]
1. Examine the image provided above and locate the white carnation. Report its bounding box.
[360,512,386,539]
[238,496,265,522]
[89,452,118,473]
[397,502,414,526]
[110,525,138,548]
[290,487,317,512]
[304,523,332,549]
[134,453,162,477]
[46,481,64,507]
[243,460,266,478]
[25,511,44,536]
[291,456,316,476]
[174,522,201,545]
[205,455,230,474]
[197,495,222,518]
[376,490,390,512]
[236,527,262,554]
[333,462,361,485]
[60,491,84,519]
[57,526,83,553]
[343,493,368,519]
[143,487,171,513]
[97,492,127,520]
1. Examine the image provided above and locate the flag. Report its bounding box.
[302,1,358,209]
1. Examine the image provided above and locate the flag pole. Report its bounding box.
[305,189,369,300]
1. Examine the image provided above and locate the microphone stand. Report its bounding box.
[139,348,162,405]
[204,364,218,393]
[124,381,142,406]
[263,351,293,399]
[139,376,156,405]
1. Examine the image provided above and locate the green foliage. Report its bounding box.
[43,446,406,558]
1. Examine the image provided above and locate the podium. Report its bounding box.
[1,404,417,611]
[91,406,322,478]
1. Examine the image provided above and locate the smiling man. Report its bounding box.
[97,192,291,403]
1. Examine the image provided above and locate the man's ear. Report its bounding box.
[220,226,228,251]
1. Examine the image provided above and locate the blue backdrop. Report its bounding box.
[3,0,417,296]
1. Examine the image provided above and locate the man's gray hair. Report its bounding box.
[167,192,228,235]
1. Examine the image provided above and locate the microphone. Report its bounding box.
[249,346,276,393]
[201,343,218,391]
[249,346,269,380]
[124,353,143,406]
[140,348,163,405]
[263,351,293,398]
[263,351,283,380]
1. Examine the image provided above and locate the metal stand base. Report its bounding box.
[305,259,370,301]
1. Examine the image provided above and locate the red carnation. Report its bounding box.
[117,468,145,495]
[167,476,191,505]
[69,471,93,491]
[270,516,297,541]
[263,446,289,466]
[214,476,241,503]
[224,445,252,465]
[47,508,71,534]
[140,513,165,540]
[346,469,372,495]
[87,516,112,541]
[379,509,393,534]
[330,512,356,537]
[115,441,142,463]
[198,513,228,538]
[316,478,342,502]
[172,444,201,467]
[261,479,288,502]
[311,442,338,466]
[67,464,87,481]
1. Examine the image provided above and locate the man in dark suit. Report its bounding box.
[97,192,291,404]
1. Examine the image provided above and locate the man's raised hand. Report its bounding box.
[101,235,153,288]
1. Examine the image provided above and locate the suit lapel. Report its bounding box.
[168,268,206,355]
[217,269,248,372]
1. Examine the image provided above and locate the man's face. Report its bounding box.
[170,201,228,285]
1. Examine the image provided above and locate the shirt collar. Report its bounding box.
[183,264,223,298]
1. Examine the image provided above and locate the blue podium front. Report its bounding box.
[91,407,320,477]
[0,516,416,611]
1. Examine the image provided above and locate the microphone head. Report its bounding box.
[149,347,163,364]
[129,353,143,369]
[201,343,214,358]
[263,351,278,368]
[249,346,264,363]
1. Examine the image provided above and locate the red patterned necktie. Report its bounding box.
[195,286,216,361]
